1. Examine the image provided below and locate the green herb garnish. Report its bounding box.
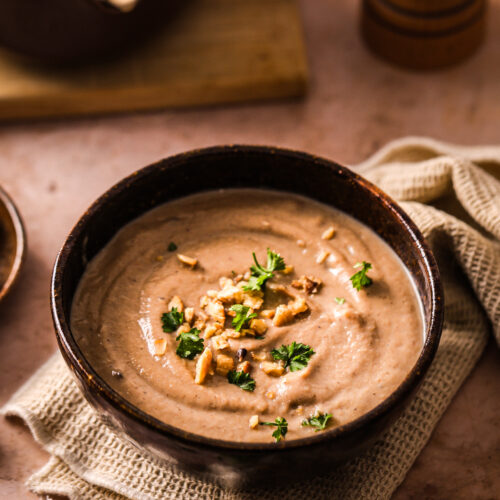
[302,412,333,432]
[350,261,373,291]
[230,304,257,332]
[175,328,204,359]
[271,342,315,372]
[168,242,177,252]
[335,297,345,305]
[260,417,288,442]
[227,370,256,391]
[243,249,286,292]
[161,307,184,333]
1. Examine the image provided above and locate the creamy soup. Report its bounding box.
[71,189,423,443]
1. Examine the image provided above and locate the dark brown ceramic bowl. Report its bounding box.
[0,0,182,64]
[0,185,26,303]
[51,146,443,488]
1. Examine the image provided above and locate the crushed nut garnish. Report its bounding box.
[249,415,260,429]
[249,318,267,335]
[184,307,195,324]
[261,361,285,377]
[273,304,294,326]
[237,361,251,373]
[260,309,275,319]
[203,324,220,339]
[211,335,230,351]
[194,348,212,384]
[295,405,304,415]
[168,295,184,313]
[177,253,198,268]
[216,354,235,376]
[291,275,323,295]
[316,250,330,264]
[176,323,192,335]
[153,338,167,356]
[321,226,335,240]
[265,391,276,400]
[203,298,226,324]
[282,265,294,275]
[194,319,206,331]
[251,351,268,362]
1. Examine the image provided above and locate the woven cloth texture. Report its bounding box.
[2,136,499,500]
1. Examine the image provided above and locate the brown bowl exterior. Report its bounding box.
[51,146,443,487]
[0,0,182,64]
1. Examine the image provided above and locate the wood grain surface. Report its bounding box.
[0,0,308,120]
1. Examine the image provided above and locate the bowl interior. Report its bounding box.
[53,145,442,449]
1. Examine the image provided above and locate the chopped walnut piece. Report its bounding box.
[249,318,267,335]
[282,265,294,275]
[177,323,192,335]
[240,328,255,337]
[217,285,243,304]
[291,275,323,295]
[223,329,241,339]
[184,307,195,324]
[239,287,264,309]
[153,339,167,356]
[316,250,330,264]
[194,319,206,331]
[260,309,275,319]
[289,297,308,315]
[273,304,294,326]
[206,290,218,298]
[321,226,335,240]
[177,254,198,268]
[194,348,212,384]
[211,335,230,351]
[216,354,235,376]
[203,298,225,324]
[261,361,285,377]
[168,295,184,313]
[219,277,234,289]
[249,415,260,429]
[237,361,251,373]
[251,351,268,362]
[203,324,221,339]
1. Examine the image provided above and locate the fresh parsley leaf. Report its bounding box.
[230,304,257,332]
[227,370,256,391]
[335,297,345,305]
[175,328,204,359]
[243,249,286,292]
[302,412,333,432]
[350,261,373,291]
[271,341,315,372]
[167,241,177,252]
[260,417,288,442]
[161,307,184,333]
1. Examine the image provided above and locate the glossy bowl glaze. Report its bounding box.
[51,146,443,487]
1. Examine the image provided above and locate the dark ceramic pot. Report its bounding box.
[0,0,181,64]
[51,146,443,488]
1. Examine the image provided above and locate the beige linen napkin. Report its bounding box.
[2,137,499,500]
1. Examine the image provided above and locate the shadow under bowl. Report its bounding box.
[51,146,443,488]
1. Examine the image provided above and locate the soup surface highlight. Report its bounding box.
[71,189,423,442]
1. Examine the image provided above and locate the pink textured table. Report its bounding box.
[1,1,499,498]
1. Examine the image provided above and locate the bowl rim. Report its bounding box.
[51,145,444,452]
[0,185,26,303]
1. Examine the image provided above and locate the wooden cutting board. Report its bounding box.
[0,0,308,120]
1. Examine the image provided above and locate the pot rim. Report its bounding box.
[51,145,443,452]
